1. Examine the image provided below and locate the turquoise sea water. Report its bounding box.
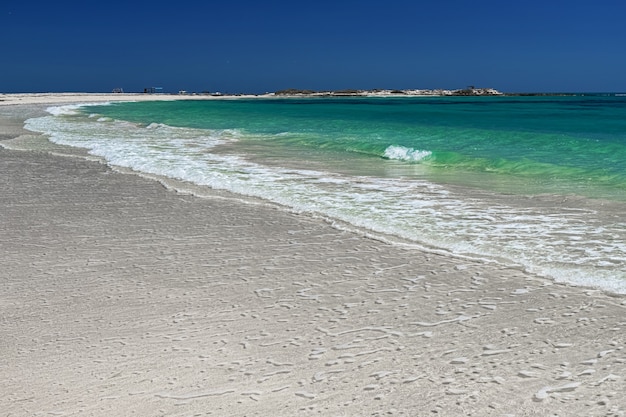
[25,95,626,293]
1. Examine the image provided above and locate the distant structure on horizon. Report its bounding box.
[272,87,503,97]
[143,87,163,94]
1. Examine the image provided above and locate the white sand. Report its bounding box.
[0,92,256,107]
[1,97,625,416]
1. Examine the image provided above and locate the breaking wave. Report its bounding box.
[383,145,432,162]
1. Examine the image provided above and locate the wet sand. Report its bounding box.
[1,99,625,416]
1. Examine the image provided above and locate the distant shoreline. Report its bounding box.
[270,89,623,97]
[271,87,503,97]
[2,90,623,107]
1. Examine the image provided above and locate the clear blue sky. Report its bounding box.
[2,0,625,93]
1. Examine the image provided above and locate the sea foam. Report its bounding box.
[383,145,431,162]
[47,103,110,117]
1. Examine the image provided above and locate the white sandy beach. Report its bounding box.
[1,95,625,416]
[0,92,240,107]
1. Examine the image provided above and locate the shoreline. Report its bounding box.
[0,92,239,106]
[1,90,618,108]
[1,100,625,416]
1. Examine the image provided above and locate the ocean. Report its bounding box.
[24,95,626,293]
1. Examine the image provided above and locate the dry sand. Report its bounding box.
[1,97,625,416]
[0,92,236,106]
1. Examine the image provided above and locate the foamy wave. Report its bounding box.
[46,104,84,116]
[46,102,112,117]
[146,122,170,129]
[383,145,432,162]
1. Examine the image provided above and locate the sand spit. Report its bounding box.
[0,87,502,107]
[1,102,625,416]
[0,92,234,106]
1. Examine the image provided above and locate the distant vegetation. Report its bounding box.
[273,87,503,97]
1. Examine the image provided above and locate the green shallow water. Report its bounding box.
[90,95,626,200]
